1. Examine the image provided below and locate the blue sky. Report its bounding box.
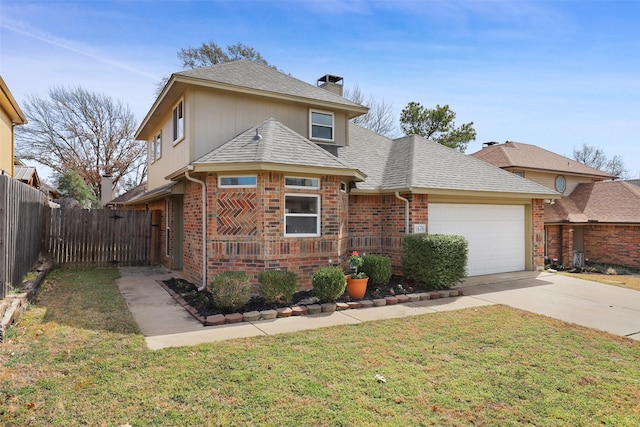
[2,0,639,180]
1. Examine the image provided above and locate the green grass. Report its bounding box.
[1,267,639,426]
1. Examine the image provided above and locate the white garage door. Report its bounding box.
[428,204,525,276]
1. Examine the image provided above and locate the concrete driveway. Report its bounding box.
[116,268,640,349]
[459,271,640,340]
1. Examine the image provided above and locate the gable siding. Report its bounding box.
[192,89,349,160]
[507,169,599,195]
[147,92,192,191]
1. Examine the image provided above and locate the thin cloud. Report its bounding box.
[1,18,159,81]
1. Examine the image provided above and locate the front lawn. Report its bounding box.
[562,272,640,291]
[1,268,639,426]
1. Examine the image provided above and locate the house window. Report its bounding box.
[219,175,257,188]
[513,171,524,177]
[285,194,320,236]
[309,110,334,141]
[285,176,319,189]
[172,99,184,144]
[555,175,566,193]
[149,140,155,163]
[154,132,162,161]
[340,181,347,192]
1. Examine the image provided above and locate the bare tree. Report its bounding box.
[573,143,628,178]
[156,42,276,94]
[344,85,397,137]
[15,86,145,200]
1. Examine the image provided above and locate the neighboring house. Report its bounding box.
[13,164,41,189]
[127,60,558,288]
[105,182,147,209]
[0,76,27,177]
[471,141,639,269]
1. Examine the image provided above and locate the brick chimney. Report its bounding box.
[317,74,343,96]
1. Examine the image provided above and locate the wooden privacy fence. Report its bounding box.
[0,175,48,299]
[44,209,153,267]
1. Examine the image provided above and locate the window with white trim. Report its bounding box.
[172,99,184,144]
[154,131,162,161]
[285,194,320,236]
[285,176,319,189]
[219,175,257,188]
[555,175,566,193]
[309,110,334,141]
[149,140,155,163]
[340,181,347,192]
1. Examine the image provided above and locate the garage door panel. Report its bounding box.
[428,204,525,276]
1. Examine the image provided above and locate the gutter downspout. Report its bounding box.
[395,192,410,234]
[185,168,207,291]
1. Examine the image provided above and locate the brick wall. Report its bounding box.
[348,193,419,275]
[532,199,545,270]
[179,172,349,289]
[584,224,640,268]
[545,224,562,264]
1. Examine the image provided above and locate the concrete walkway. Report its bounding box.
[116,268,640,350]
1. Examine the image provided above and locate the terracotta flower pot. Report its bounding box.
[346,276,368,299]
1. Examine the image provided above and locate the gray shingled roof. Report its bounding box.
[340,124,558,196]
[470,141,616,179]
[175,60,365,111]
[193,118,360,172]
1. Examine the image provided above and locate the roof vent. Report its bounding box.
[317,74,343,96]
[253,128,262,141]
[483,141,499,147]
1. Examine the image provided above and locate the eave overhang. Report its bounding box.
[166,162,366,182]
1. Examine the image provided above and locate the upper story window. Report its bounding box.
[513,171,524,178]
[285,176,319,189]
[219,175,257,188]
[309,110,334,142]
[154,131,162,162]
[555,175,566,193]
[172,99,184,144]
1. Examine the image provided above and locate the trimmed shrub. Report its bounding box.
[209,271,251,312]
[257,270,297,305]
[360,254,392,286]
[312,266,347,302]
[402,234,468,289]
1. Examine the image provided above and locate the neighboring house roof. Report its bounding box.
[137,60,368,140]
[627,179,640,188]
[107,182,147,207]
[545,180,640,223]
[470,141,616,179]
[13,166,41,188]
[340,124,559,198]
[183,118,365,181]
[126,181,181,205]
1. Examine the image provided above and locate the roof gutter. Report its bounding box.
[184,168,207,292]
[395,192,410,234]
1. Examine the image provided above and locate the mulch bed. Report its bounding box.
[162,275,418,317]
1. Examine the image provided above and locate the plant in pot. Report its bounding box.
[346,251,368,299]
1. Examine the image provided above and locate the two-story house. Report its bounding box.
[1,76,27,177]
[471,141,639,269]
[127,60,558,288]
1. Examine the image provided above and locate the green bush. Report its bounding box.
[402,234,468,289]
[360,254,392,286]
[312,266,347,302]
[209,271,251,312]
[257,270,297,305]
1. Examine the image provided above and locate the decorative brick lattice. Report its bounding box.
[217,193,258,236]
